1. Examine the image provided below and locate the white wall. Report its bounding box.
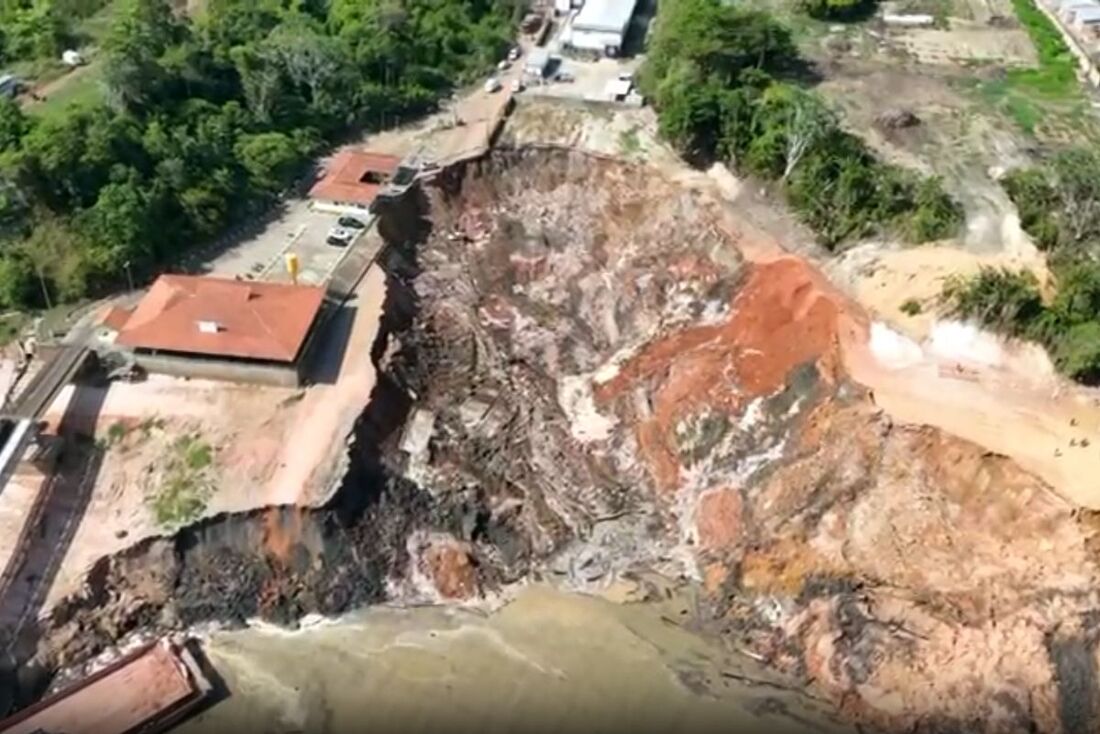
[569,28,625,53]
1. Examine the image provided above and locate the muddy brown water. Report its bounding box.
[177,585,855,734]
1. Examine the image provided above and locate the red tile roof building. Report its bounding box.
[115,275,325,364]
[308,150,402,209]
[100,305,134,332]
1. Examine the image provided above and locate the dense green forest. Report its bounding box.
[0,0,517,309]
[639,0,963,248]
[0,0,110,64]
[942,150,1100,384]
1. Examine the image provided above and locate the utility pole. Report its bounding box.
[34,261,51,311]
[124,260,134,293]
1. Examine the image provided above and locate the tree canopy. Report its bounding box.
[641,0,962,249]
[0,0,518,309]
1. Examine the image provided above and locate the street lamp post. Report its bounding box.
[124,260,134,293]
[34,261,51,311]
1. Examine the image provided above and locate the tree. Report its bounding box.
[235,131,303,194]
[643,0,795,93]
[779,88,834,180]
[1002,166,1059,250]
[1052,321,1100,384]
[903,175,963,242]
[1050,148,1100,248]
[1001,148,1100,255]
[941,267,1044,335]
[102,0,186,112]
[1049,262,1100,325]
[0,251,38,309]
[0,98,30,151]
[79,176,157,271]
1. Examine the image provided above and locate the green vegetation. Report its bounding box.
[147,432,215,528]
[1002,148,1100,257]
[941,263,1100,384]
[0,0,518,312]
[899,298,922,316]
[796,0,875,21]
[105,419,128,445]
[0,0,112,65]
[946,147,1100,385]
[618,125,642,156]
[974,0,1087,135]
[641,0,962,249]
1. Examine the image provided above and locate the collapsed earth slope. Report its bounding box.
[19,147,1100,734]
[397,148,1100,734]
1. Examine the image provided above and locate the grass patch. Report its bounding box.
[146,432,216,529]
[24,63,106,120]
[619,125,643,155]
[0,312,30,346]
[972,0,1094,137]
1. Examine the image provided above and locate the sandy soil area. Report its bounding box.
[828,239,1049,341]
[37,266,388,608]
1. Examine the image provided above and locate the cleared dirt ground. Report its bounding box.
[32,265,387,609]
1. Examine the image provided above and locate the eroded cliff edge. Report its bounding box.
[19,148,1100,734]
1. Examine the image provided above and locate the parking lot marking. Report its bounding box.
[259,224,309,279]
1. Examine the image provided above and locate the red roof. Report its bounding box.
[308,150,402,207]
[115,275,325,362]
[100,305,134,332]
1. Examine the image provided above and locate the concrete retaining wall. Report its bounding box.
[134,353,302,387]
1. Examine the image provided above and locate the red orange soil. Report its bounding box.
[596,257,846,492]
[420,540,480,600]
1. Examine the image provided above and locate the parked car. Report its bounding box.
[497,60,511,71]
[326,226,353,246]
[338,215,366,229]
[510,78,524,93]
[484,76,502,93]
[554,70,575,83]
[508,46,521,62]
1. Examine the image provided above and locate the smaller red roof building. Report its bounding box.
[308,150,402,208]
[115,275,325,364]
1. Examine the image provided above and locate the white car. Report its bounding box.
[510,79,524,93]
[508,47,521,62]
[484,76,502,93]
[497,60,511,71]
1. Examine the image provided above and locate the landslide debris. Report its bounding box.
[17,147,1100,734]
[397,147,1100,734]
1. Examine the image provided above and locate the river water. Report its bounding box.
[176,584,853,734]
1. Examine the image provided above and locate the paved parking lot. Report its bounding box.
[524,56,642,103]
[204,198,369,287]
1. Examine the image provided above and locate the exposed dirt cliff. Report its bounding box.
[14,148,1100,734]
[389,148,1100,734]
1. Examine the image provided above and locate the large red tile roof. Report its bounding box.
[115,275,325,363]
[308,150,402,207]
